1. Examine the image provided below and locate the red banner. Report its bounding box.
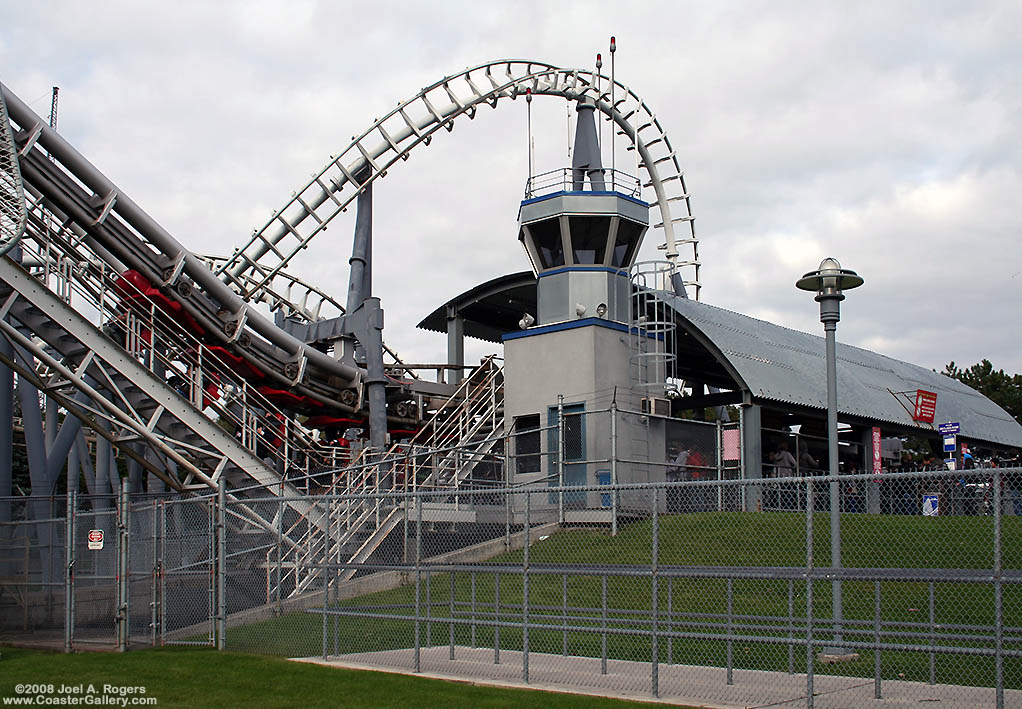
[914,389,937,423]
[872,427,882,475]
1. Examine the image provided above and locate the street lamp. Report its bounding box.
[796,257,863,662]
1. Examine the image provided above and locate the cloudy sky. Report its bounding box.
[4,1,1020,374]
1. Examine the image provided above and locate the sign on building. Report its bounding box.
[938,421,960,435]
[872,427,882,475]
[913,389,937,423]
[87,529,104,550]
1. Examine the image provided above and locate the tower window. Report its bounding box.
[611,218,644,268]
[569,216,610,265]
[528,219,564,269]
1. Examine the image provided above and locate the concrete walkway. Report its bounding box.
[295,645,1013,707]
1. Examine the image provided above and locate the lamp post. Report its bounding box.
[796,257,863,662]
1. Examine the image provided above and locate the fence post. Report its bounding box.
[601,574,608,675]
[504,431,511,551]
[557,395,564,525]
[494,571,501,665]
[716,420,723,511]
[562,574,568,656]
[787,578,794,674]
[150,499,158,647]
[276,481,283,613]
[64,490,75,653]
[651,485,659,698]
[159,500,166,647]
[116,486,129,652]
[874,580,882,699]
[470,571,477,649]
[666,577,673,665]
[928,581,936,685]
[216,476,226,651]
[523,489,530,684]
[449,569,455,660]
[994,468,1004,709]
[414,492,422,673]
[610,400,618,536]
[805,477,814,709]
[726,578,734,685]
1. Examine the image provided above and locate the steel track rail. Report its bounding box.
[218,59,699,307]
[0,82,363,408]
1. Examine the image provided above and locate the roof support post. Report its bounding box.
[741,403,762,512]
[446,305,464,386]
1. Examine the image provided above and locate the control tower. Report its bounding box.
[503,97,666,513]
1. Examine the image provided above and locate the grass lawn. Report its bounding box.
[0,646,663,708]
[225,511,1022,690]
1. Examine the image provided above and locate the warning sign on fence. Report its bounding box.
[87,529,104,550]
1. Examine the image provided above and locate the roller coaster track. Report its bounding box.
[217,59,700,309]
[0,58,696,574]
[0,82,365,417]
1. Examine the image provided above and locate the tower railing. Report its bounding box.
[525,167,641,199]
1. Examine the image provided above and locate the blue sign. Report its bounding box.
[939,422,960,435]
[922,494,940,516]
[943,434,956,453]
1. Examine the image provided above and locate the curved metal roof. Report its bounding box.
[661,294,1022,447]
[417,271,537,344]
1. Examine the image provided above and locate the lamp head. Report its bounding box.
[796,257,864,299]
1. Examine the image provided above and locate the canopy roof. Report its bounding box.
[661,294,1022,447]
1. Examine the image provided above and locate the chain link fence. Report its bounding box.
[2,407,1021,706]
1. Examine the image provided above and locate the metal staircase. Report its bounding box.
[271,357,505,597]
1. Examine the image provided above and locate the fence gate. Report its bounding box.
[71,499,119,647]
[127,500,160,646]
[159,497,215,646]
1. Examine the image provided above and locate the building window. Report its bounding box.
[514,414,541,475]
[527,219,565,269]
[569,216,610,265]
[611,218,644,267]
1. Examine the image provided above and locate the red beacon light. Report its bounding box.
[610,36,616,52]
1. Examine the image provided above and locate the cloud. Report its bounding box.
[3,0,1019,376]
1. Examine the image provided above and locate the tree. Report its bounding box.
[943,360,1022,425]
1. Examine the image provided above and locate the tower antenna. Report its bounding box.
[595,53,603,158]
[610,37,616,190]
[526,88,533,190]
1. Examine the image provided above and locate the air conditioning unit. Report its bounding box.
[641,396,671,417]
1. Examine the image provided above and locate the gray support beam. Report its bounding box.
[147,448,167,494]
[75,436,95,495]
[17,365,48,493]
[67,439,79,494]
[45,396,58,450]
[741,403,763,512]
[127,443,143,494]
[43,398,87,485]
[95,424,112,506]
[345,183,372,315]
[447,306,464,386]
[361,298,388,453]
